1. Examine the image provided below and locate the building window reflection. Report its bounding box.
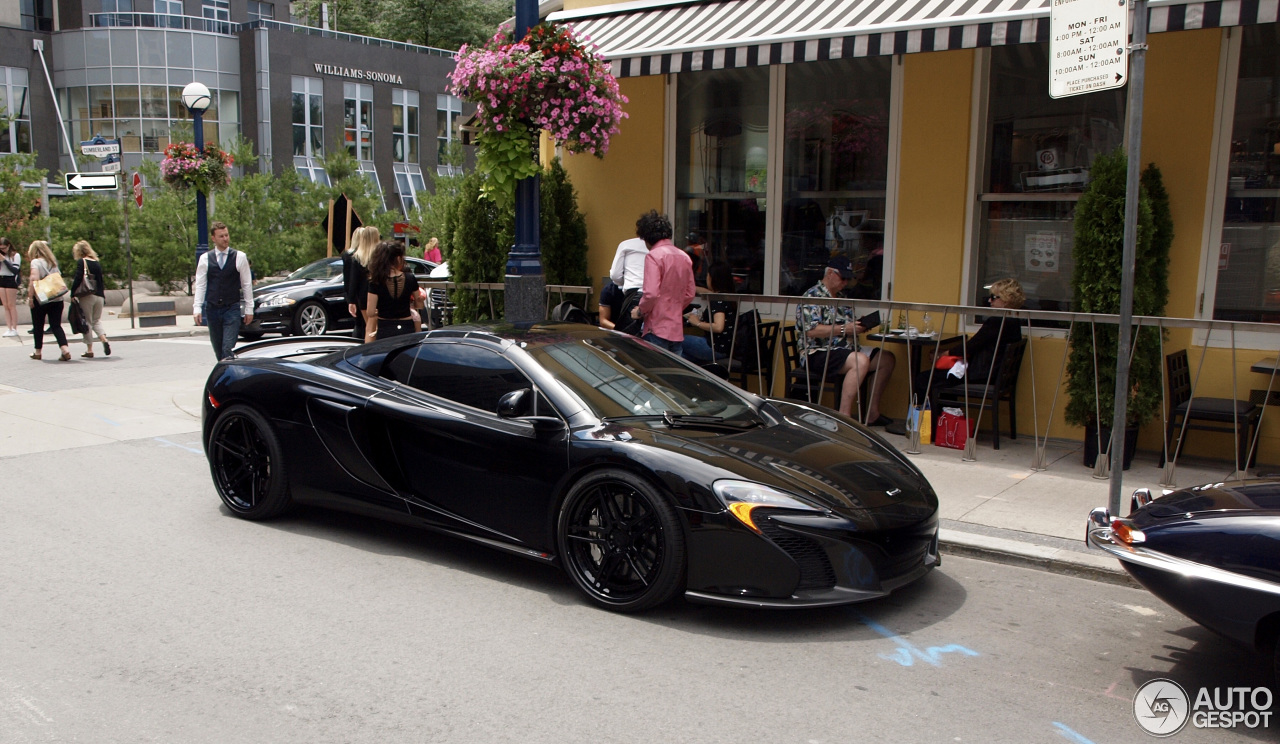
[344,82,373,160]
[202,0,231,34]
[292,75,326,184]
[247,1,274,22]
[436,93,461,175]
[21,0,54,31]
[1215,23,1280,323]
[675,66,770,294]
[392,88,420,164]
[58,83,239,155]
[781,57,891,298]
[974,43,1125,316]
[0,68,32,155]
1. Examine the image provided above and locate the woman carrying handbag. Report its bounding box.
[26,240,71,361]
[71,240,111,357]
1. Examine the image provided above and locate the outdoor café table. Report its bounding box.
[865,331,964,376]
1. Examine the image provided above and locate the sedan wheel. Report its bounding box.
[208,404,292,520]
[557,469,685,612]
[294,301,328,336]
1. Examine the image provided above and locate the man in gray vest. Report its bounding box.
[193,221,253,360]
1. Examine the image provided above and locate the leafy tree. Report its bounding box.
[212,136,326,276]
[539,159,588,287]
[372,0,510,50]
[1065,150,1165,431]
[0,153,50,254]
[449,170,510,322]
[49,192,125,287]
[128,158,198,293]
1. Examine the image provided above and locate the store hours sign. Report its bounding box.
[1049,0,1131,98]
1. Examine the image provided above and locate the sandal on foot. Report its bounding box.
[81,351,94,358]
[103,341,111,356]
[29,351,41,360]
[60,351,72,361]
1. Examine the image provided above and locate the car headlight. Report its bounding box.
[258,295,296,308]
[713,479,822,533]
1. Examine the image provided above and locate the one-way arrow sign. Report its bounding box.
[65,172,119,191]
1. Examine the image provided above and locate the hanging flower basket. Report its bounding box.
[448,22,628,203]
[160,141,233,194]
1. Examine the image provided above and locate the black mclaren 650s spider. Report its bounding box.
[202,323,941,612]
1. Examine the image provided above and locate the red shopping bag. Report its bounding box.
[934,408,974,450]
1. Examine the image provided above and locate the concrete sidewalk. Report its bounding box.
[0,297,207,348]
[1,303,1235,586]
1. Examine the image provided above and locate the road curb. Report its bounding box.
[939,528,1140,588]
[112,328,209,342]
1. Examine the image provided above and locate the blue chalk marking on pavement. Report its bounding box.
[153,437,203,455]
[94,414,121,426]
[858,613,980,667]
[1052,722,1098,744]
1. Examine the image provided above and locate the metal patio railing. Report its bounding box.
[420,282,1280,486]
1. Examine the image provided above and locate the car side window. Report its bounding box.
[387,342,539,414]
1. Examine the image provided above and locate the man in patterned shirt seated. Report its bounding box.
[796,256,903,434]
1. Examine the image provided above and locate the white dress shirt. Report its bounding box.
[609,237,648,291]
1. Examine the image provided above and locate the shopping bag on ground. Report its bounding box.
[907,405,931,445]
[934,407,973,450]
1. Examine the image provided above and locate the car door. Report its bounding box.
[365,340,569,549]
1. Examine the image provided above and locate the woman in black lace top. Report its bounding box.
[365,240,422,343]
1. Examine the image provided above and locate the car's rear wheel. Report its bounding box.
[556,469,686,612]
[294,300,328,336]
[208,404,292,520]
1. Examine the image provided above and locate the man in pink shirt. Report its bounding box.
[633,211,696,354]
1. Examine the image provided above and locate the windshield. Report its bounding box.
[528,334,758,424]
[288,259,340,281]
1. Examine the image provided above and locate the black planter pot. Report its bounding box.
[1083,424,1139,470]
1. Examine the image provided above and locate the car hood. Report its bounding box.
[1133,480,1280,525]
[254,277,330,296]
[603,402,937,526]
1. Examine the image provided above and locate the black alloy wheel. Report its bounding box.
[294,300,329,336]
[556,469,686,612]
[208,404,292,520]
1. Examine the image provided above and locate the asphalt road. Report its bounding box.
[0,339,1274,743]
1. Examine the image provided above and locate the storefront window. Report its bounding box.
[974,44,1125,314]
[0,68,31,155]
[780,57,890,297]
[675,66,769,294]
[344,82,373,161]
[392,88,420,164]
[1215,24,1280,322]
[436,93,461,175]
[58,83,238,155]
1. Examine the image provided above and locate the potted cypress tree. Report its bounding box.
[1065,151,1171,469]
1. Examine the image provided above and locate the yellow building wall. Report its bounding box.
[559,74,666,299]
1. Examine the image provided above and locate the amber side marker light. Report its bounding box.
[727,502,764,534]
[1110,518,1145,545]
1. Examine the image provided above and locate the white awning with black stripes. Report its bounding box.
[548,0,1279,77]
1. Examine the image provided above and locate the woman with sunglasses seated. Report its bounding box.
[912,278,1025,423]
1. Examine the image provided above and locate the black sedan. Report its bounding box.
[202,324,941,612]
[240,256,437,339]
[1087,483,1280,676]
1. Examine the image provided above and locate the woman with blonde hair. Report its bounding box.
[422,236,442,263]
[25,240,71,361]
[342,226,380,339]
[71,240,110,357]
[0,237,20,336]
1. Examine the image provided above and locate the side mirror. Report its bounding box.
[498,388,533,418]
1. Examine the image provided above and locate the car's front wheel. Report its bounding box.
[294,300,328,336]
[208,404,292,520]
[556,469,686,612]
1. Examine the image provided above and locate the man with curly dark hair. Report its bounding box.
[632,211,695,354]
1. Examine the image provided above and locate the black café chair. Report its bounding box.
[782,324,846,409]
[724,312,779,395]
[932,339,1027,450]
[1160,349,1260,470]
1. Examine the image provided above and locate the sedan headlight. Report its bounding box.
[258,295,296,308]
[713,480,822,533]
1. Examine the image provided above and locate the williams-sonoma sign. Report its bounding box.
[313,63,403,84]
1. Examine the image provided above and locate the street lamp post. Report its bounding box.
[181,82,213,264]
[506,0,544,325]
